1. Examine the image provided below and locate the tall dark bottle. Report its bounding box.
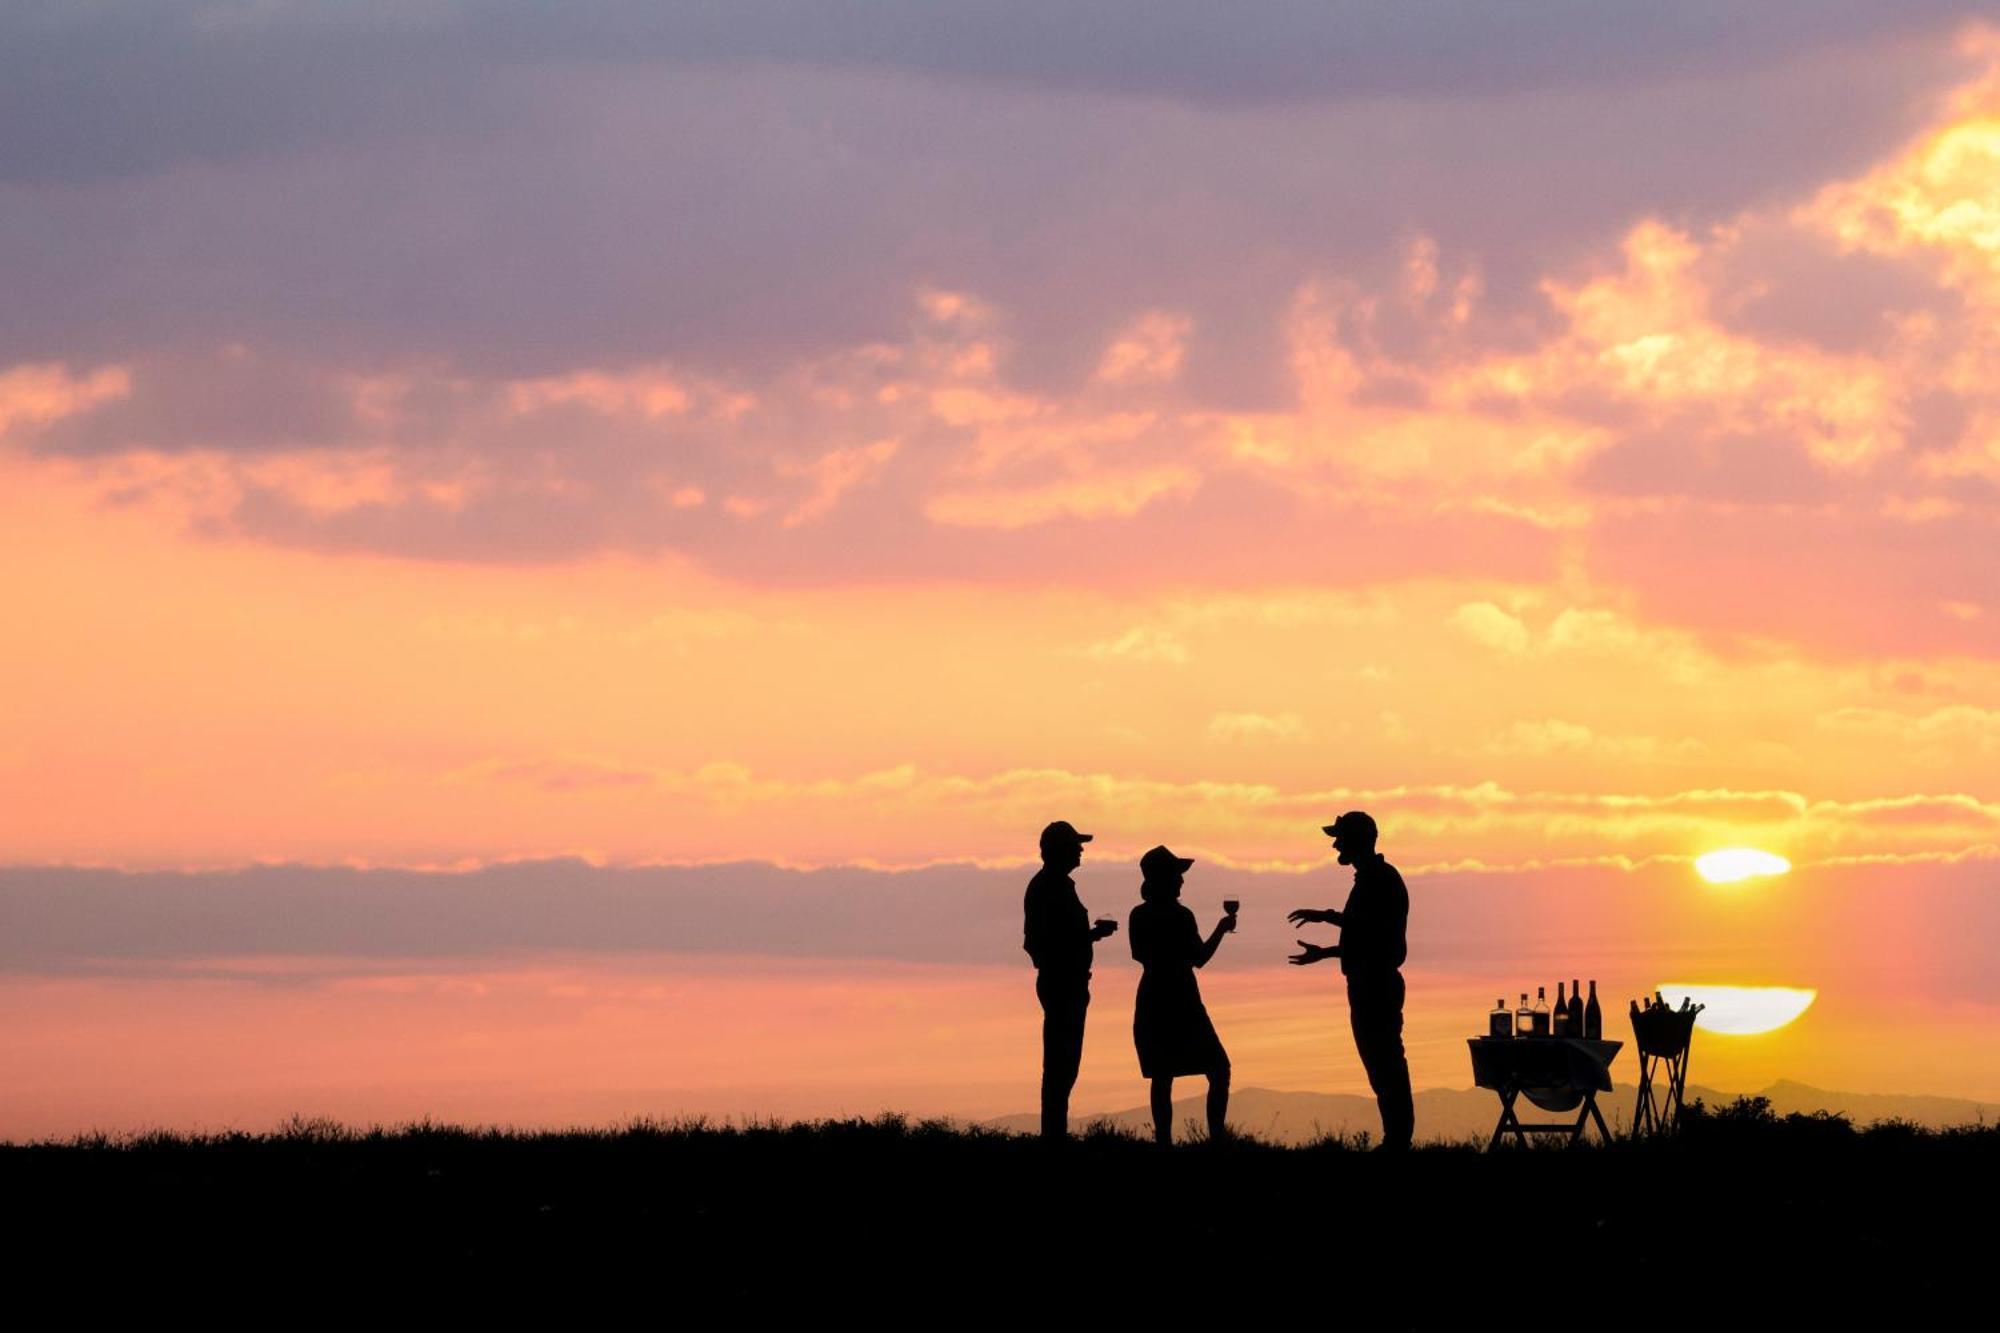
[1567,978,1584,1038]
[1552,981,1571,1037]
[1584,980,1602,1039]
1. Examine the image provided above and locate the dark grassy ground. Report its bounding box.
[4,1098,1988,1318]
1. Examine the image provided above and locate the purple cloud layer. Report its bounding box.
[0,5,1973,374]
[5,859,1996,1008]
[5,5,1999,658]
[5,2,1979,185]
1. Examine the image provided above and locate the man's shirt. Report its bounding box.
[1023,866,1093,975]
[1338,854,1408,977]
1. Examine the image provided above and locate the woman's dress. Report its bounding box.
[1129,899,1228,1079]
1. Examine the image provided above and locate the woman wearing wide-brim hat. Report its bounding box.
[1128,845,1235,1146]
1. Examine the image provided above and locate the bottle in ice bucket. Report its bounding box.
[1584,979,1602,1039]
[1516,992,1532,1036]
[1568,978,1583,1036]
[1552,982,1571,1038]
[1532,986,1550,1036]
[1490,999,1513,1038]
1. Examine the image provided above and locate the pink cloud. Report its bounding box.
[6,25,2000,665]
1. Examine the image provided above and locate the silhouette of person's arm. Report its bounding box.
[1287,902,1341,963]
[1023,881,1056,967]
[1288,939,1338,966]
[1331,872,1405,972]
[1025,873,1109,966]
[1192,911,1234,968]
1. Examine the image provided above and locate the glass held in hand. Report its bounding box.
[1222,899,1241,916]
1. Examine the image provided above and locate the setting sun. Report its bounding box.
[1694,849,1793,884]
[1659,984,1818,1035]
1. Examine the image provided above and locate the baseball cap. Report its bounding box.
[1322,810,1378,839]
[1139,844,1195,879]
[1039,820,1094,849]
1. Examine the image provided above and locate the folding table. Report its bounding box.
[1468,1037,1623,1148]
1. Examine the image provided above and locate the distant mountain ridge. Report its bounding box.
[984,1082,2000,1144]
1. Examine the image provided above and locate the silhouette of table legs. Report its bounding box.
[1468,1037,1623,1149]
[1487,1085,1612,1149]
[1631,1044,1690,1138]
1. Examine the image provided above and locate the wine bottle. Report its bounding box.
[1585,980,1602,1040]
[1490,999,1513,1038]
[1532,986,1550,1036]
[1568,978,1584,1038]
[1552,982,1570,1038]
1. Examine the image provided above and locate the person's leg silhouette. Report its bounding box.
[1350,972,1413,1150]
[1149,1075,1174,1145]
[1037,970,1089,1139]
[1206,1059,1231,1143]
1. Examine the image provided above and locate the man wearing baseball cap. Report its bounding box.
[1023,820,1120,1140]
[1288,811,1413,1150]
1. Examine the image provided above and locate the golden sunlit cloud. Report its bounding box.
[1694,848,1793,884]
[1658,984,1818,1036]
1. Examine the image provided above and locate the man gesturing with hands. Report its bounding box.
[1289,811,1413,1151]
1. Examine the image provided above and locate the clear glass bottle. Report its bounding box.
[1532,986,1550,1036]
[1516,992,1533,1037]
[1490,999,1513,1038]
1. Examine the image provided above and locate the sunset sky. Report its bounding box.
[5,2,2000,1137]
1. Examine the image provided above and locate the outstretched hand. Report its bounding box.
[1091,918,1119,940]
[1288,939,1334,966]
[1286,908,1328,926]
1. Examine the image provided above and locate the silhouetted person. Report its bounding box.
[1289,811,1413,1151]
[1024,820,1119,1140]
[1129,845,1235,1146]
